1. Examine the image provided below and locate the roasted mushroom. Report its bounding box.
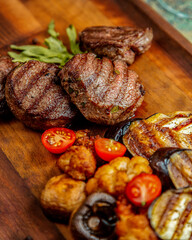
[70,192,117,240]
[40,174,86,223]
[149,148,192,190]
[148,187,192,240]
[57,145,96,180]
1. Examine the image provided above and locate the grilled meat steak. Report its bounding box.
[79,26,153,65]
[59,53,145,125]
[0,56,19,115]
[5,60,77,130]
[123,111,192,159]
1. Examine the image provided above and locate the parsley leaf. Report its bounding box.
[66,24,83,55]
[8,20,83,66]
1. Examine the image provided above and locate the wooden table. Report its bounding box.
[0,0,192,239]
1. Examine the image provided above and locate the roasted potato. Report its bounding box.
[116,197,157,240]
[40,174,86,222]
[57,145,96,180]
[86,156,152,197]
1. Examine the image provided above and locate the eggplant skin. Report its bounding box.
[149,148,192,190]
[105,118,142,142]
[123,111,192,159]
[148,187,192,240]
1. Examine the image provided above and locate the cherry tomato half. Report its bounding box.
[41,128,76,154]
[94,138,126,161]
[125,173,162,207]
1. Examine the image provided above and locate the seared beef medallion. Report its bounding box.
[0,56,19,115]
[79,26,153,65]
[59,53,144,125]
[5,60,78,130]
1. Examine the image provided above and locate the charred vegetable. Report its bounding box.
[149,148,192,189]
[70,192,117,240]
[123,111,192,159]
[148,187,192,240]
[104,118,142,142]
[86,156,152,197]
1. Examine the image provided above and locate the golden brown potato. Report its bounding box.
[40,174,86,222]
[75,129,101,149]
[115,197,157,240]
[57,145,96,180]
[74,129,103,164]
[86,156,152,197]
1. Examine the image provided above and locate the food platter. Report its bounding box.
[0,0,192,239]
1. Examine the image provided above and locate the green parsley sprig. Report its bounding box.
[8,20,82,66]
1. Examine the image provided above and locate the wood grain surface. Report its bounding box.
[0,0,192,239]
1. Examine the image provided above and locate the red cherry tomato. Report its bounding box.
[125,173,162,207]
[41,128,76,154]
[94,138,126,161]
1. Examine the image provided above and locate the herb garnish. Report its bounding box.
[81,102,86,108]
[68,87,74,94]
[110,106,119,113]
[114,69,120,75]
[8,20,83,66]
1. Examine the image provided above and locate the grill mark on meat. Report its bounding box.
[83,57,102,93]
[60,53,144,125]
[19,65,53,105]
[72,54,88,81]
[78,53,97,89]
[65,54,82,79]
[88,57,111,103]
[20,63,59,112]
[21,70,54,110]
[33,87,64,118]
[81,27,147,47]
[80,26,153,65]
[102,60,125,107]
[12,60,35,87]
[82,56,99,89]
[6,60,77,130]
[117,69,137,107]
[0,56,19,115]
[48,95,74,119]
[115,65,130,107]
[22,77,53,114]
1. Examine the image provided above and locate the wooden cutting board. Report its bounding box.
[0,0,192,239]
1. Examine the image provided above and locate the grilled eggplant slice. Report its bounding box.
[150,148,192,190]
[123,111,192,159]
[148,187,192,240]
[104,118,142,142]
